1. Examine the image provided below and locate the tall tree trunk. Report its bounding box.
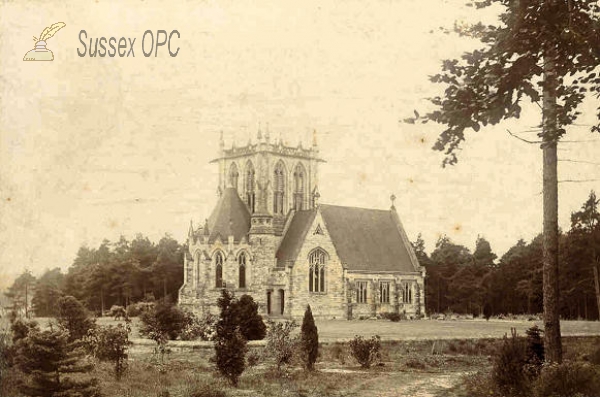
[542,49,562,363]
[593,265,600,320]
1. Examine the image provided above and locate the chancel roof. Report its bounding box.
[276,204,418,272]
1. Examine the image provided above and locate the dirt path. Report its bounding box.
[344,370,468,397]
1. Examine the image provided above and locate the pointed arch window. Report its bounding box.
[215,252,224,288]
[293,164,305,211]
[402,282,412,304]
[273,162,285,215]
[228,163,239,191]
[238,252,247,289]
[308,248,327,293]
[245,162,256,213]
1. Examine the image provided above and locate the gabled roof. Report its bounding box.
[276,204,419,272]
[276,210,317,266]
[207,188,251,243]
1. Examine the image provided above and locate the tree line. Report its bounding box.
[416,191,600,320]
[4,234,184,317]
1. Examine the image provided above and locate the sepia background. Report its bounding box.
[1,0,599,288]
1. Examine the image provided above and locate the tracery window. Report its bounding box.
[308,248,327,293]
[356,281,368,303]
[380,282,390,304]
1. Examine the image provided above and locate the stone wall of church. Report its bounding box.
[346,272,425,319]
[286,215,347,319]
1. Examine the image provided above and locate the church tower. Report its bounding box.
[211,127,323,236]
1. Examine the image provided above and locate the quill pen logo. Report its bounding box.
[23,22,66,61]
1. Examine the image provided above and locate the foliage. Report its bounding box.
[14,327,100,397]
[139,298,188,342]
[56,295,96,342]
[524,325,545,377]
[4,270,36,317]
[179,312,217,341]
[63,234,184,314]
[532,361,600,397]
[299,305,319,371]
[264,320,298,371]
[492,328,537,396]
[31,268,64,317]
[126,300,155,318]
[214,328,247,387]
[88,323,131,380]
[230,295,266,341]
[381,312,403,322]
[108,305,127,320]
[349,335,381,368]
[214,289,247,387]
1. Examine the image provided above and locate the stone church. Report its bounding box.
[178,130,425,319]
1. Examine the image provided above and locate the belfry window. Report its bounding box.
[273,162,285,214]
[245,162,255,213]
[215,252,224,288]
[308,248,327,293]
[293,163,305,211]
[238,252,247,289]
[228,163,239,191]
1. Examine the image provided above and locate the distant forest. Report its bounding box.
[3,191,599,320]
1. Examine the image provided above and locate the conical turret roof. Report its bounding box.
[207,188,251,243]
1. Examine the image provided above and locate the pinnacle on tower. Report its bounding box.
[203,218,210,236]
[312,129,318,147]
[188,219,194,237]
[219,130,224,148]
[390,194,397,210]
[265,123,270,142]
[257,122,262,141]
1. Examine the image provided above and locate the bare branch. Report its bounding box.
[506,129,542,144]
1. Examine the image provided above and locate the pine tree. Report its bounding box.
[300,305,319,371]
[56,296,96,342]
[214,289,247,386]
[14,327,100,397]
[409,0,600,362]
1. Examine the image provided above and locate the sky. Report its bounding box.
[0,0,599,290]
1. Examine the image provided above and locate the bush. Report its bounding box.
[524,325,544,377]
[492,328,529,396]
[180,312,217,341]
[349,335,381,368]
[139,299,188,341]
[108,305,127,320]
[231,295,266,341]
[533,361,600,397]
[265,320,298,371]
[88,323,131,380]
[299,305,319,371]
[381,312,402,322]
[214,289,247,387]
[56,296,96,342]
[126,301,155,318]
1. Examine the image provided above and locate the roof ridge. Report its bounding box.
[319,203,391,212]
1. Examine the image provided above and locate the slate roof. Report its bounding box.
[207,188,251,243]
[276,204,418,272]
